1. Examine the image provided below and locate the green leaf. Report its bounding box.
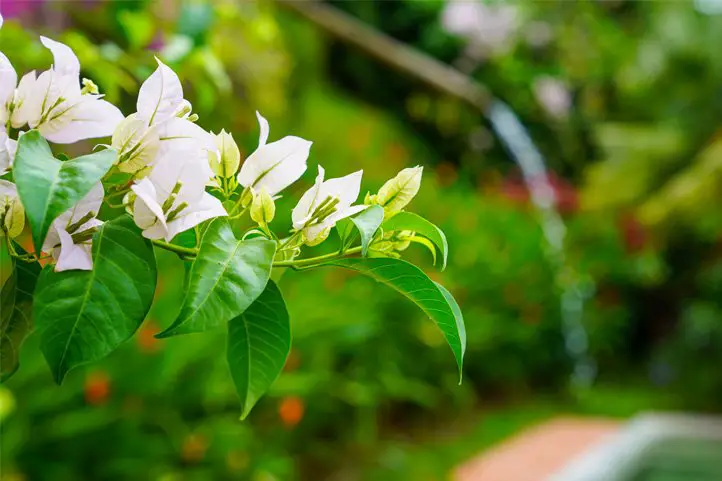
[409,236,437,265]
[1,245,41,382]
[158,218,276,338]
[325,257,465,380]
[349,205,384,256]
[382,212,448,270]
[34,215,157,383]
[227,280,290,419]
[14,130,117,254]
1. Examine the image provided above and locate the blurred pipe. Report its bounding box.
[276,0,491,113]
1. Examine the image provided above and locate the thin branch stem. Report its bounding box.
[151,239,199,257]
[274,246,362,268]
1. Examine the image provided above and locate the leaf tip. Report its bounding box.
[53,366,69,385]
[153,329,174,339]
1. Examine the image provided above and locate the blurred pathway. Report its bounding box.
[454,417,620,481]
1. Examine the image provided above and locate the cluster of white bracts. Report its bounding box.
[1,17,423,272]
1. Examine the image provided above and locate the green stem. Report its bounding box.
[228,207,248,220]
[274,246,362,268]
[278,231,301,251]
[151,240,199,257]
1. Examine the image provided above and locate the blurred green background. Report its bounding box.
[2,1,722,480]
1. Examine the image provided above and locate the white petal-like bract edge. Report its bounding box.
[238,136,311,196]
[291,165,325,229]
[137,58,184,125]
[166,192,226,241]
[40,36,80,79]
[41,97,124,144]
[54,228,94,272]
[256,110,270,147]
[0,52,17,123]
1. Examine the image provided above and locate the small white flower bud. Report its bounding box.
[209,129,241,178]
[250,187,275,226]
[0,181,24,239]
[375,166,423,214]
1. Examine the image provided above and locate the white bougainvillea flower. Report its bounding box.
[0,51,17,125]
[9,36,123,143]
[111,113,161,174]
[291,166,366,245]
[0,130,17,175]
[237,111,312,196]
[0,179,25,239]
[113,58,215,174]
[130,153,226,241]
[41,182,104,272]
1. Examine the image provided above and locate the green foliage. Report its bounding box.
[382,211,448,269]
[228,280,291,420]
[34,216,157,383]
[0,245,40,382]
[345,204,384,256]
[13,132,116,253]
[158,219,277,338]
[3,1,722,479]
[324,257,466,379]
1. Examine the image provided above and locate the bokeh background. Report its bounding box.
[2,1,722,480]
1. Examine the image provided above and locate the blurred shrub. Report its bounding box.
[3,0,722,480]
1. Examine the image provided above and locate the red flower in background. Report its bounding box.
[279,396,304,428]
[501,171,578,214]
[85,371,110,405]
[619,213,648,253]
[137,321,162,354]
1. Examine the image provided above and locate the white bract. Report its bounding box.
[131,152,226,241]
[0,50,17,126]
[237,111,312,196]
[8,37,123,143]
[41,182,104,272]
[0,130,17,175]
[112,59,215,175]
[291,166,366,246]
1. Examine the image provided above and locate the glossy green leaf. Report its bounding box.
[14,130,117,254]
[227,280,290,419]
[34,215,157,383]
[325,257,465,380]
[409,235,437,265]
[382,212,448,270]
[349,205,384,256]
[1,248,41,383]
[158,218,276,338]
